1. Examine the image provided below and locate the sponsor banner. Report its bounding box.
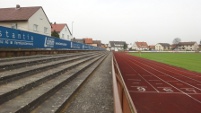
[0,26,103,50]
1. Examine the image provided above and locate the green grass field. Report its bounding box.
[129,52,201,73]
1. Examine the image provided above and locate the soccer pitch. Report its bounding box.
[129,52,201,73]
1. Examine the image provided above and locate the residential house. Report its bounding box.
[173,42,199,51]
[155,43,170,51]
[131,42,149,50]
[71,38,84,43]
[109,41,126,51]
[93,40,102,47]
[100,44,106,49]
[171,44,178,50]
[148,45,155,51]
[105,44,110,51]
[84,38,95,46]
[51,23,73,40]
[199,40,201,51]
[0,5,51,36]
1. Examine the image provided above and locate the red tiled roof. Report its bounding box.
[51,24,66,32]
[135,42,148,48]
[0,6,41,21]
[149,45,155,49]
[84,38,93,44]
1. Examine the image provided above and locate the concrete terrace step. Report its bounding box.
[31,53,107,113]
[0,53,100,85]
[0,51,95,63]
[0,53,107,113]
[0,52,95,72]
[0,54,101,105]
[0,54,50,63]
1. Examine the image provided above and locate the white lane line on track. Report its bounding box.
[132,82,140,84]
[126,57,201,104]
[126,63,160,93]
[144,64,201,92]
[129,91,201,94]
[148,80,161,82]
[166,81,178,82]
[136,57,201,87]
[127,79,141,81]
[125,74,138,76]
[130,55,201,78]
[155,83,163,85]
[180,88,197,93]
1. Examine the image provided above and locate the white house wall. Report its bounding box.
[131,43,139,50]
[59,25,73,40]
[193,43,199,50]
[155,44,164,51]
[180,43,199,51]
[28,8,51,36]
[0,21,28,31]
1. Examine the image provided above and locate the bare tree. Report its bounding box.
[173,37,181,44]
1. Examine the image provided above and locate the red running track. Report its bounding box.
[114,52,201,113]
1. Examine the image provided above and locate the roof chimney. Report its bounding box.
[16,4,20,9]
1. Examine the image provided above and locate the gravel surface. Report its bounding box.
[65,52,113,113]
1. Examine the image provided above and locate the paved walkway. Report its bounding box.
[65,52,114,113]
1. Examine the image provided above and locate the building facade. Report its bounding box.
[51,23,73,40]
[109,41,126,51]
[155,43,170,51]
[0,5,51,36]
[132,42,149,50]
[175,42,199,51]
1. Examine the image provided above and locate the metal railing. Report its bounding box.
[112,55,137,113]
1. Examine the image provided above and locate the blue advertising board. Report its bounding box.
[0,26,104,50]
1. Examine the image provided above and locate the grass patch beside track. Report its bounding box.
[129,52,201,73]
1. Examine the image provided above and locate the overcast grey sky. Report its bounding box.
[1,0,201,45]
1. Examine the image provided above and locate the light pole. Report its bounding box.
[72,21,74,36]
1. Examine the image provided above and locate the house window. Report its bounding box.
[33,24,38,31]
[11,23,17,29]
[44,27,48,34]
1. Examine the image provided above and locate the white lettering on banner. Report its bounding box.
[0,30,2,38]
[15,41,33,46]
[0,39,3,44]
[27,34,29,40]
[71,43,80,49]
[10,40,13,44]
[0,38,33,46]
[5,40,8,44]
[44,37,54,47]
[55,42,67,46]
[18,34,21,39]
[6,31,9,38]
[12,33,15,39]
[23,34,25,40]
[0,27,35,48]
